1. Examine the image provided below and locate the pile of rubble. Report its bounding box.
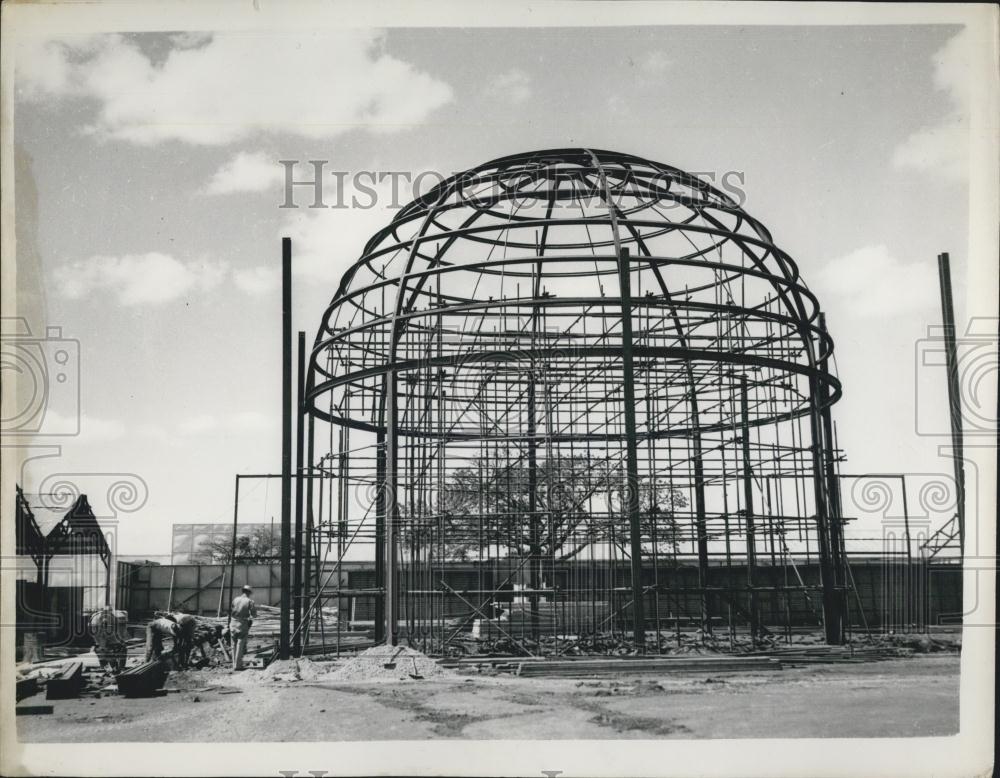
[261,657,323,682]
[325,644,448,681]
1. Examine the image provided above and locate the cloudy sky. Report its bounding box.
[11,21,977,556]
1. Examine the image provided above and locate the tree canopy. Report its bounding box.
[193,526,279,564]
[403,454,687,562]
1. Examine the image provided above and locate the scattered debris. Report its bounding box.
[877,633,959,653]
[116,660,170,698]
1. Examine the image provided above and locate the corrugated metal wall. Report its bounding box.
[116,562,281,616]
[116,558,963,632]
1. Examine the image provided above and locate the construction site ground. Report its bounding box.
[17,653,958,741]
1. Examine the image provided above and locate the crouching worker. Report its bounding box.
[229,585,257,671]
[145,613,180,664]
[169,611,199,669]
[188,622,227,666]
[89,604,128,673]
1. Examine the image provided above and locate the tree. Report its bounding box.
[403,454,687,562]
[193,526,280,564]
[605,475,688,556]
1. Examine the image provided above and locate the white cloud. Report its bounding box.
[95,410,275,444]
[205,151,285,195]
[53,252,227,305]
[78,414,128,441]
[16,40,72,97]
[640,50,672,74]
[176,411,275,437]
[892,29,971,181]
[16,31,453,145]
[282,174,407,283]
[40,410,126,441]
[14,35,106,98]
[233,265,281,295]
[892,122,967,181]
[169,32,213,51]
[815,244,938,318]
[135,422,168,440]
[487,68,532,104]
[178,414,219,436]
[227,411,274,432]
[52,251,288,304]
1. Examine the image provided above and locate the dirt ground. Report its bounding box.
[16,654,958,742]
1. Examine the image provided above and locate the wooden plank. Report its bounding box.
[17,705,54,716]
[513,657,783,677]
[16,677,39,701]
[45,661,84,699]
[116,660,170,697]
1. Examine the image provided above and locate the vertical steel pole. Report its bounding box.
[527,261,543,641]
[304,409,315,645]
[739,375,759,643]
[374,430,386,643]
[527,365,540,640]
[617,248,646,650]
[384,373,400,645]
[819,313,848,629]
[337,428,347,558]
[217,570,226,618]
[898,476,912,568]
[227,478,239,631]
[937,253,965,556]
[104,554,112,607]
[693,440,711,634]
[280,237,292,659]
[808,369,841,644]
[899,474,913,627]
[293,331,306,655]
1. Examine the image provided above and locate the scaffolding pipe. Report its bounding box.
[617,248,647,649]
[740,374,759,642]
[280,237,292,660]
[819,313,849,624]
[936,252,965,556]
[293,330,306,655]
[384,373,400,645]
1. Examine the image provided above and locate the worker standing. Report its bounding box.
[229,585,257,671]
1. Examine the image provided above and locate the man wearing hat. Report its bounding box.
[229,585,258,671]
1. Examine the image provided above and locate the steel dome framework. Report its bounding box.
[304,148,850,655]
